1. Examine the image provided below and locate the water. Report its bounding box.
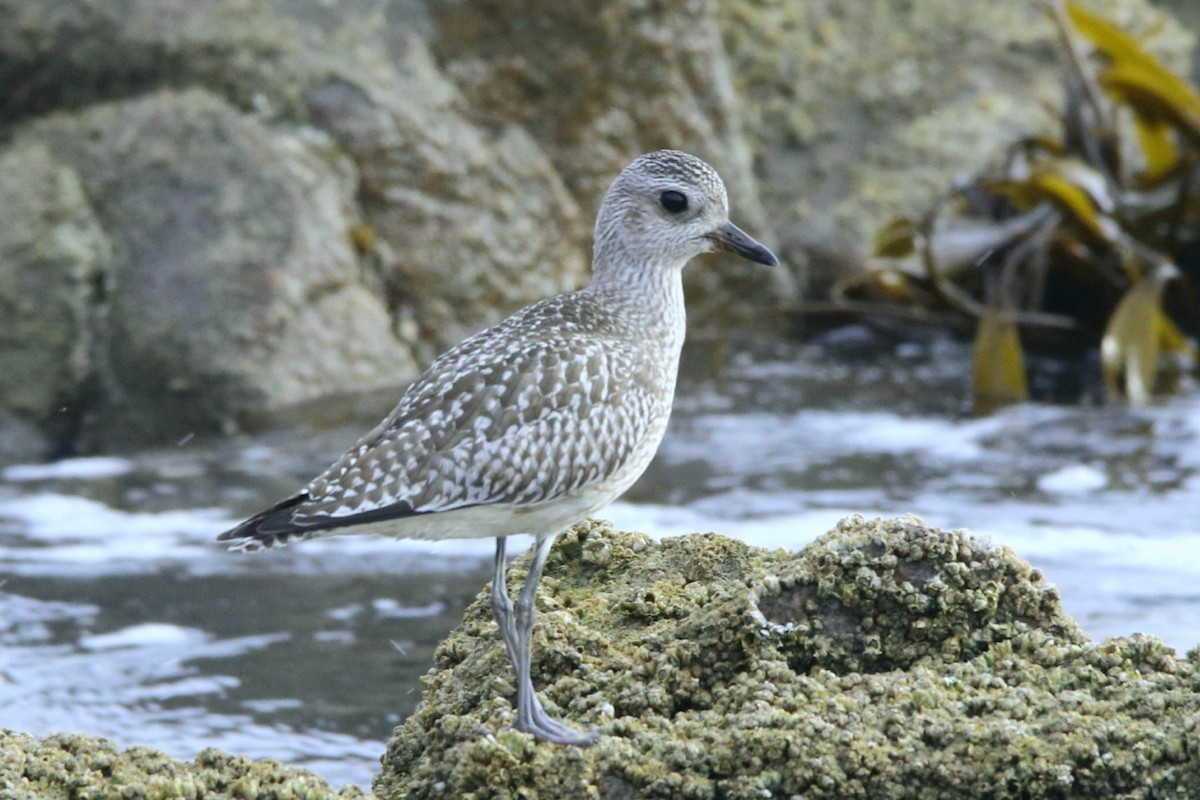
[2,331,1199,790]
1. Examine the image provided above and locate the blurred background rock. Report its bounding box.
[0,0,1193,458]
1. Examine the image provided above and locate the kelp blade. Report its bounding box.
[973,308,1029,414]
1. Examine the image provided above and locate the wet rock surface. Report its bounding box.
[376,517,1200,799]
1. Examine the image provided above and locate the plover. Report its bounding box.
[218,150,779,745]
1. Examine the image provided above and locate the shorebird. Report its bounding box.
[218,150,778,745]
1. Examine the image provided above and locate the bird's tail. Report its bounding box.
[217,494,313,552]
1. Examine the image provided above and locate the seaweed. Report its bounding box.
[836,1,1200,411]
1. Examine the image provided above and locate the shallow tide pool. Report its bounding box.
[2,332,1198,789]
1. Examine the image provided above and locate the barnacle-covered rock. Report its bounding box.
[376,516,1200,799]
[0,730,365,800]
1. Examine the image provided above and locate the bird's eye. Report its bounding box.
[659,190,688,214]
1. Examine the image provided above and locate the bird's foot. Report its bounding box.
[515,697,599,746]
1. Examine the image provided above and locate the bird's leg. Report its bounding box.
[490,536,519,666]
[509,532,598,746]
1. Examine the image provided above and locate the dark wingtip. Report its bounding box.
[218,494,431,551]
[217,494,308,551]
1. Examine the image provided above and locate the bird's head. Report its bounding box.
[592,150,779,277]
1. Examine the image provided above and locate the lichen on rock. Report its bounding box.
[0,730,366,800]
[376,515,1200,799]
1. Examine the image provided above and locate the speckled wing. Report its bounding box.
[295,297,662,529]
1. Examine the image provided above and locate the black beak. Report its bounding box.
[708,221,779,266]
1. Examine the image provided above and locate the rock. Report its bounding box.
[377,516,1200,799]
[303,40,592,357]
[9,88,417,452]
[0,412,52,461]
[425,0,792,328]
[0,0,613,450]
[0,143,110,455]
[0,0,598,355]
[1156,0,1200,82]
[0,730,366,800]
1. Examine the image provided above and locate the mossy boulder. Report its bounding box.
[0,730,365,800]
[376,516,1200,799]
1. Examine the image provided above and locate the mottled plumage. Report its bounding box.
[218,149,778,745]
[258,295,669,540]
